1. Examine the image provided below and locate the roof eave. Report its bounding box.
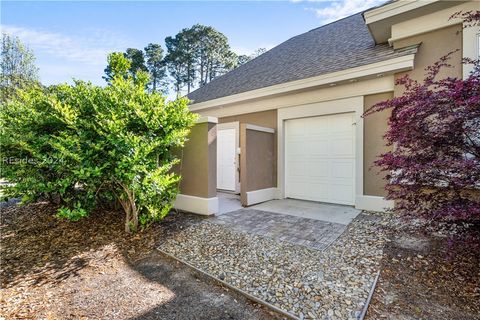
[189,53,416,112]
[363,0,466,44]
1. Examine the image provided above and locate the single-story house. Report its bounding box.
[174,0,479,215]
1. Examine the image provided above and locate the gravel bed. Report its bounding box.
[158,212,392,319]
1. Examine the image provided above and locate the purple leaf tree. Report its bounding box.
[364,11,480,221]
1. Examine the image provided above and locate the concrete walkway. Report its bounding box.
[251,198,360,225]
[217,192,242,215]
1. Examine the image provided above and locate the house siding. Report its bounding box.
[363,92,393,197]
[219,109,278,130]
[173,122,217,198]
[240,125,276,205]
[393,24,463,97]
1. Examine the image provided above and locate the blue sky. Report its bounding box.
[1,0,383,89]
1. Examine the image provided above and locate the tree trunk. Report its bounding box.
[117,184,139,233]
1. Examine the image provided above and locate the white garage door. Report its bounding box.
[285,113,355,205]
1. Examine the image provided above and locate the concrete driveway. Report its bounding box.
[251,198,360,225]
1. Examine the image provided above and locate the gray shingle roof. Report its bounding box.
[188,12,413,104]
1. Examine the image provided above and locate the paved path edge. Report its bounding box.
[359,270,380,320]
[156,247,299,320]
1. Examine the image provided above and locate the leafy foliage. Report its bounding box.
[364,54,480,220]
[165,28,197,94]
[1,33,39,103]
[236,48,267,67]
[103,47,150,83]
[1,53,197,232]
[103,25,264,95]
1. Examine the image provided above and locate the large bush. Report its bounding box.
[0,53,197,232]
[364,54,479,221]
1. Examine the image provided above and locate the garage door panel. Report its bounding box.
[329,114,354,131]
[331,160,354,179]
[285,113,355,205]
[308,160,329,179]
[331,139,354,156]
[310,118,330,134]
[330,184,354,204]
[287,161,308,176]
[309,139,330,156]
[286,142,307,155]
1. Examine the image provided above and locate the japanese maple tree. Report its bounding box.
[364,12,480,220]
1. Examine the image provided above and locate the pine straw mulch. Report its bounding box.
[0,202,275,320]
[0,202,164,319]
[366,220,480,320]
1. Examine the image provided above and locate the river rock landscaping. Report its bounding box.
[159,211,392,319]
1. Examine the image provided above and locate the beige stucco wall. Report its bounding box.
[173,122,216,198]
[364,92,393,197]
[393,24,463,96]
[240,124,276,205]
[219,109,278,129]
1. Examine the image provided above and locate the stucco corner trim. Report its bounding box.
[355,195,393,212]
[246,188,277,206]
[245,124,275,133]
[196,116,218,124]
[174,194,219,215]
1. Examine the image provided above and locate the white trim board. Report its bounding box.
[174,194,219,215]
[245,188,277,206]
[364,0,436,25]
[198,76,394,119]
[245,124,275,133]
[197,116,218,124]
[277,96,364,208]
[355,195,394,212]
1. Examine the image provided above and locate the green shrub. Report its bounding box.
[0,53,197,232]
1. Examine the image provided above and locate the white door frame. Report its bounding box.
[277,96,364,207]
[217,122,240,193]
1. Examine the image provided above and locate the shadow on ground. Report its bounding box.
[0,202,276,319]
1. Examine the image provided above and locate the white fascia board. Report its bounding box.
[196,116,218,124]
[245,124,275,134]
[189,54,415,112]
[364,0,436,25]
[388,2,477,45]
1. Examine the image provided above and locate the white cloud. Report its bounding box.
[304,0,385,24]
[1,25,132,85]
[1,25,130,66]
